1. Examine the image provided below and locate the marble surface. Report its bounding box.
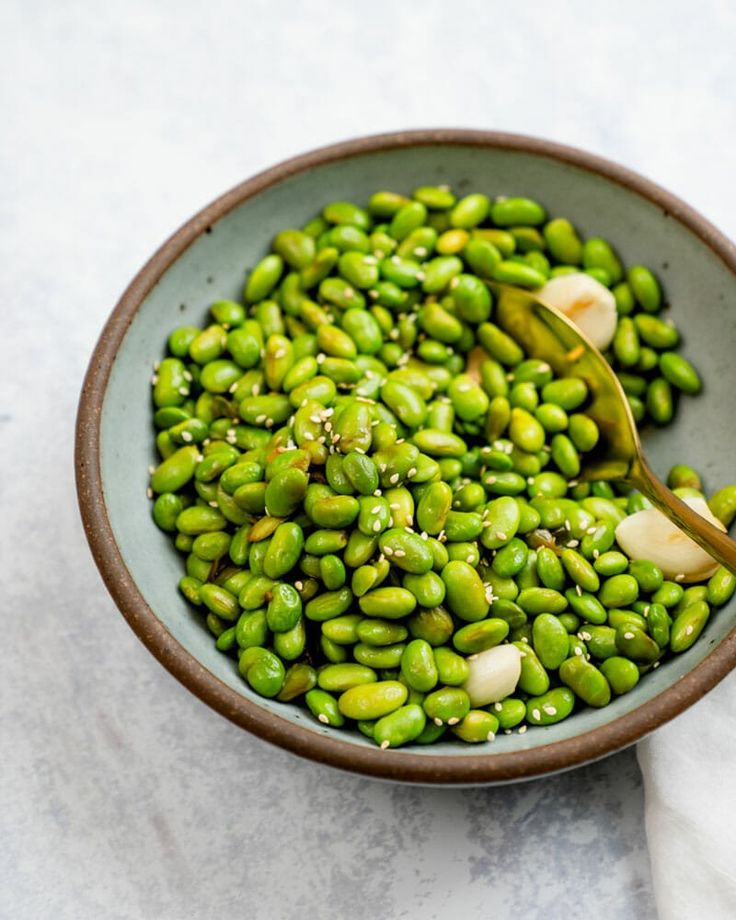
[4,1,735,916]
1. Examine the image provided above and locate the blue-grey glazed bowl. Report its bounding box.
[76,130,736,784]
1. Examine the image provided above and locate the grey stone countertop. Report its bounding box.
[5,0,735,915]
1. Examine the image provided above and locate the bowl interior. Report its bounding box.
[99,140,736,767]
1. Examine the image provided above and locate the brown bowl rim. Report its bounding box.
[75,128,736,784]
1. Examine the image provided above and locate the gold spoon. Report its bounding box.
[490,282,736,573]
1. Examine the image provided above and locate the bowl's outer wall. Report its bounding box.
[95,138,736,776]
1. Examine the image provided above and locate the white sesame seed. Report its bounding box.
[433,717,443,726]
[574,646,582,656]
[374,489,382,497]
[151,375,159,385]
[183,370,193,382]
[384,546,394,556]
[543,705,557,716]
[318,714,329,724]
[518,725,527,734]
[380,740,390,750]
[487,731,496,742]
[593,549,600,559]
[372,520,382,533]
[209,500,218,508]
[532,708,541,721]
[685,624,694,636]
[178,386,189,396]
[495,531,507,541]
[675,573,686,582]
[447,717,459,726]
[181,431,193,442]
[623,631,635,640]
[494,702,503,712]
[390,473,400,484]
[146,487,153,499]
[394,549,406,558]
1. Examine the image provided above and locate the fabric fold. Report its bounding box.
[638,678,736,919]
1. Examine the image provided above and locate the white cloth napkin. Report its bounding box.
[638,677,736,918]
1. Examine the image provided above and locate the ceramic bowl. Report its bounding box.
[76,129,736,784]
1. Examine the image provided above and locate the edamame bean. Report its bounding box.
[670,600,710,653]
[338,681,408,720]
[374,705,427,748]
[600,657,640,694]
[559,656,611,707]
[526,687,575,725]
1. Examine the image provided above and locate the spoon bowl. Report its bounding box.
[492,282,736,573]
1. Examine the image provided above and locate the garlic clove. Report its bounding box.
[614,496,725,583]
[462,644,522,707]
[537,272,618,351]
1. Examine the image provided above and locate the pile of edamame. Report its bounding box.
[148,186,736,748]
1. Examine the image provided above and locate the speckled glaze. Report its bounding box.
[76,129,736,784]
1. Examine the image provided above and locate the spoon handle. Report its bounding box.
[631,457,736,573]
